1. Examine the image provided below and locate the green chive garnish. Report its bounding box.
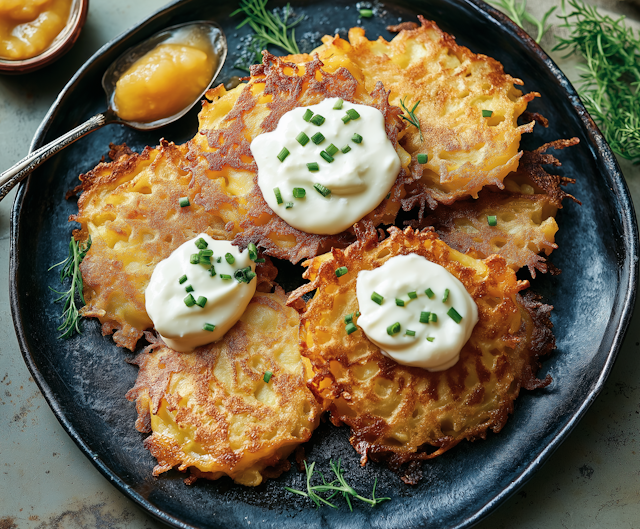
[351,133,363,144]
[277,147,290,162]
[387,322,401,335]
[311,132,325,144]
[293,187,306,198]
[307,162,320,172]
[341,115,352,124]
[442,289,450,302]
[333,99,344,110]
[209,265,216,277]
[190,254,199,264]
[345,313,354,324]
[274,187,283,205]
[195,238,208,249]
[371,292,384,305]
[296,132,310,146]
[408,291,417,299]
[199,254,211,265]
[385,192,391,199]
[360,8,373,17]
[326,144,339,156]
[179,197,190,207]
[425,288,434,298]
[395,298,405,307]
[303,109,313,122]
[487,215,498,226]
[427,336,435,342]
[341,145,351,154]
[345,322,358,334]
[405,329,416,337]
[346,109,360,120]
[420,311,431,323]
[255,258,265,263]
[199,249,213,257]
[320,151,334,163]
[263,371,273,383]
[185,285,194,293]
[196,296,207,308]
[248,242,258,261]
[285,202,294,209]
[447,307,463,323]
[430,313,438,323]
[203,323,215,332]
[184,294,196,307]
[482,110,493,117]
[217,257,222,263]
[314,183,331,197]
[417,153,428,164]
[356,311,360,317]
[225,253,235,264]
[220,274,232,280]
[335,266,348,277]
[310,114,325,126]
[178,275,187,284]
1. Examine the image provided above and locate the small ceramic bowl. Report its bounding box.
[0,0,89,75]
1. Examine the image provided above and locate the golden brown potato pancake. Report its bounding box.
[126,288,322,486]
[292,227,553,480]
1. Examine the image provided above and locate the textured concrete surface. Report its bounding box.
[0,0,639,527]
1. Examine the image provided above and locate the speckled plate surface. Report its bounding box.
[9,0,638,528]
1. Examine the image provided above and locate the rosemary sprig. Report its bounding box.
[284,459,390,510]
[554,0,640,164]
[49,235,91,338]
[231,0,303,70]
[399,97,424,142]
[488,0,556,43]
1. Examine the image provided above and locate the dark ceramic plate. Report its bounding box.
[9,0,638,528]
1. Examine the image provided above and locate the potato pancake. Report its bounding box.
[126,288,322,486]
[293,227,553,479]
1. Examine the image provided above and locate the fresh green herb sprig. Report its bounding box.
[284,459,390,510]
[554,0,640,164]
[49,236,92,338]
[488,0,556,43]
[231,0,303,70]
[399,97,424,142]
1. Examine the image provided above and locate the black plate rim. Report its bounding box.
[9,0,639,527]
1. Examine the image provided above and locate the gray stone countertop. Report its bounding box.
[0,0,639,527]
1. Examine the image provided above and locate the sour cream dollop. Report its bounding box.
[356,254,479,371]
[145,234,256,352]
[252,98,401,235]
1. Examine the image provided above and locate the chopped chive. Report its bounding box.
[285,202,294,209]
[209,265,216,277]
[185,285,194,293]
[335,266,348,277]
[277,147,290,162]
[307,162,320,172]
[311,132,325,145]
[255,258,266,263]
[217,257,222,263]
[248,242,258,261]
[314,183,331,197]
[220,274,232,280]
[203,323,215,332]
[405,329,416,336]
[246,271,256,282]
[179,197,190,207]
[234,266,256,283]
[487,215,498,226]
[296,132,310,146]
[346,109,360,120]
[190,253,199,264]
[345,322,358,334]
[356,311,360,317]
[442,289,450,302]
[333,98,344,110]
[430,312,438,323]
[303,109,314,122]
[371,292,384,305]
[326,144,339,156]
[420,311,431,323]
[408,291,417,299]
[225,253,235,264]
[263,371,273,383]
[341,114,352,124]
[293,187,306,198]
[387,322,401,335]
[417,153,428,164]
[199,249,214,257]
[447,307,463,323]
[341,145,352,154]
[195,237,208,249]
[345,313,354,324]
[320,151,334,163]
[199,254,211,265]
[482,109,493,118]
[385,192,391,199]
[427,336,435,342]
[196,296,207,308]
[425,288,434,298]
[351,133,363,144]
[274,187,283,205]
[310,114,325,126]
[184,294,196,307]
[360,8,373,17]
[178,275,187,284]
[395,298,405,307]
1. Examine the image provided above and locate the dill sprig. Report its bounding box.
[399,97,424,142]
[554,0,640,164]
[231,0,303,70]
[49,236,91,338]
[284,459,390,510]
[488,0,556,43]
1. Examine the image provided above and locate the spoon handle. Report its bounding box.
[0,112,109,202]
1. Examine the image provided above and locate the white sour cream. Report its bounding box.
[251,98,401,235]
[356,254,478,371]
[145,234,256,352]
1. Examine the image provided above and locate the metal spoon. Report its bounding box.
[0,20,227,202]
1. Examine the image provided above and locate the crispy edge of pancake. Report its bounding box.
[289,227,553,481]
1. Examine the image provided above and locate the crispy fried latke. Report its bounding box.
[307,17,537,209]
[291,227,553,479]
[126,288,322,486]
